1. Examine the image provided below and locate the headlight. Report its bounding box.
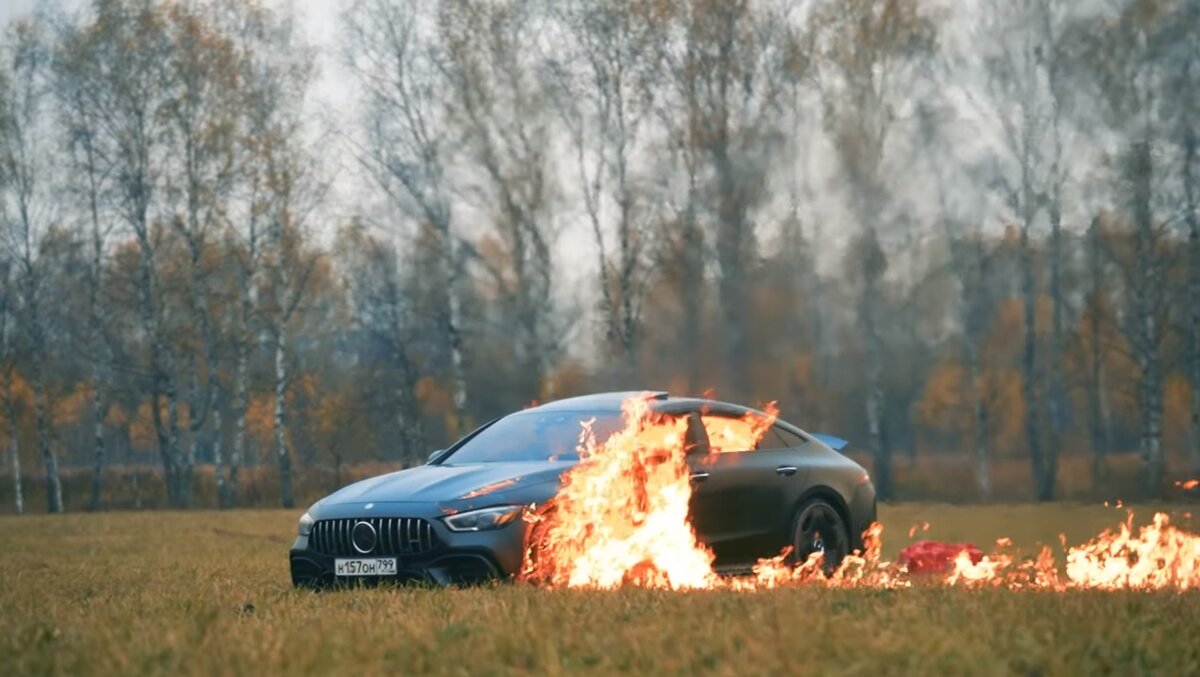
[442,505,523,532]
[298,511,314,537]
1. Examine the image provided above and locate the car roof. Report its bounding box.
[529,391,665,412]
[526,391,811,441]
[530,391,774,421]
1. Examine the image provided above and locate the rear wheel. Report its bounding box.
[790,498,849,573]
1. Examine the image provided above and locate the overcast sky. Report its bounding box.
[0,0,372,228]
[1,0,1074,312]
[0,1,350,115]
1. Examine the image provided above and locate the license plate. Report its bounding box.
[334,558,397,577]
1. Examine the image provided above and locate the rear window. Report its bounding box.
[444,410,626,463]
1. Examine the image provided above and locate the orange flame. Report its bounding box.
[521,395,1200,592]
[1177,479,1199,490]
[522,395,718,589]
[701,402,779,453]
[460,478,519,500]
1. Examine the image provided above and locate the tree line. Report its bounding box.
[1,0,1198,513]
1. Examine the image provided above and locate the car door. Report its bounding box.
[687,414,807,565]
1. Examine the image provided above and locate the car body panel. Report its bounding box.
[689,449,806,564]
[289,392,876,587]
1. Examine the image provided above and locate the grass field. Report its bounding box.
[2,504,1198,675]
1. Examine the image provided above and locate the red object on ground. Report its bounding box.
[900,540,984,574]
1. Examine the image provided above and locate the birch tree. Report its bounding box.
[217,1,295,507]
[917,101,999,498]
[74,0,191,506]
[160,3,242,506]
[0,19,63,513]
[56,13,118,512]
[1083,215,1115,486]
[544,0,656,379]
[336,223,426,464]
[1157,0,1200,477]
[439,0,559,400]
[1071,0,1172,497]
[0,245,21,515]
[251,35,319,509]
[262,172,322,510]
[974,0,1073,500]
[814,0,937,500]
[345,0,470,434]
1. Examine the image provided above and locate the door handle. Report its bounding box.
[689,472,711,483]
[775,466,798,477]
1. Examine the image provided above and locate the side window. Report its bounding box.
[701,414,757,453]
[774,427,807,449]
[754,428,791,451]
[702,413,793,452]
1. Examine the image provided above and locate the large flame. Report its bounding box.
[522,396,719,589]
[701,402,779,453]
[520,394,1200,592]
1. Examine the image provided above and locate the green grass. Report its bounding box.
[1,505,1198,675]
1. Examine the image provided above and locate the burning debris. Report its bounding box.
[520,395,1200,592]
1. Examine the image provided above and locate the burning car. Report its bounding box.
[289,391,877,588]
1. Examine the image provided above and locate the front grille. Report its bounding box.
[310,518,438,557]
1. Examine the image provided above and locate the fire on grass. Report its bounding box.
[520,393,1200,592]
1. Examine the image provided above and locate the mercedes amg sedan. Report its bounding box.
[289,391,877,587]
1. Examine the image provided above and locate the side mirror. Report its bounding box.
[427,449,447,464]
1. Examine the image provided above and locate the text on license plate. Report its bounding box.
[334,558,397,577]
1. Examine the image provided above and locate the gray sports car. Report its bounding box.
[289,391,877,587]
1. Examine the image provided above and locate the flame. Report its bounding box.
[1061,512,1199,590]
[702,402,779,453]
[520,394,1200,592]
[907,522,931,538]
[522,395,719,589]
[460,478,519,500]
[742,512,1200,592]
[1177,479,1199,490]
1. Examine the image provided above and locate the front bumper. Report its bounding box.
[289,510,527,588]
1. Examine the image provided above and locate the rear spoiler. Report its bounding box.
[811,433,849,451]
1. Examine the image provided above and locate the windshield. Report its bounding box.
[444,410,626,464]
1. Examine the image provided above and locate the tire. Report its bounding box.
[790,497,850,574]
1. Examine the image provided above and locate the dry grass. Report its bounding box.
[1,505,1198,676]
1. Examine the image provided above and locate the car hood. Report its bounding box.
[321,461,570,509]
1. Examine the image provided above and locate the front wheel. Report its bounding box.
[790,498,850,574]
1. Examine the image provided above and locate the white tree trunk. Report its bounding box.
[2,304,23,516]
[7,433,21,515]
[965,340,991,500]
[228,331,249,508]
[1131,139,1164,496]
[1086,218,1111,486]
[137,242,183,507]
[212,405,225,508]
[88,364,106,512]
[1183,123,1200,476]
[4,369,22,516]
[1045,203,1066,493]
[446,280,469,436]
[1019,221,1048,501]
[30,339,62,514]
[273,324,295,509]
